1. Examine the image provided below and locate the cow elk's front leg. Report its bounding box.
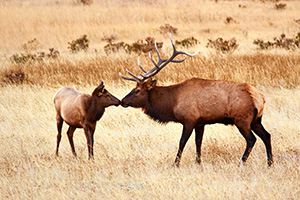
[84,126,95,160]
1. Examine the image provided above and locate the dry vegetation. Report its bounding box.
[1,0,300,199]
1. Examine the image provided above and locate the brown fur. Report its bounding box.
[121,78,273,166]
[54,82,120,159]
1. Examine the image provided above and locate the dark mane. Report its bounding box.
[142,86,178,124]
[142,106,177,124]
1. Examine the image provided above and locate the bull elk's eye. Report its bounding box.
[135,89,140,94]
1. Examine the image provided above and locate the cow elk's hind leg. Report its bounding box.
[195,125,205,164]
[175,125,194,167]
[251,117,273,166]
[56,115,63,156]
[235,122,257,166]
[67,126,77,158]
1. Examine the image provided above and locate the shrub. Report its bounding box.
[77,0,93,5]
[104,37,163,55]
[10,53,37,64]
[253,33,300,50]
[10,48,60,64]
[104,42,131,54]
[22,38,41,52]
[47,48,60,58]
[101,35,117,44]
[275,3,286,10]
[175,37,199,48]
[225,16,238,24]
[207,37,238,53]
[132,37,163,54]
[68,35,89,53]
[159,24,178,35]
[3,70,26,84]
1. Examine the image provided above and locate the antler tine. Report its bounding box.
[118,67,145,82]
[119,72,141,82]
[170,33,199,57]
[177,49,199,57]
[138,57,147,73]
[149,51,164,69]
[169,33,176,51]
[126,69,144,81]
[170,56,187,63]
[154,40,166,66]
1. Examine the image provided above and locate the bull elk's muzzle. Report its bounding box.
[121,99,129,108]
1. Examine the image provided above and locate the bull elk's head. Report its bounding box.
[120,34,198,107]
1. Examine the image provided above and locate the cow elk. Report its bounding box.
[54,82,120,159]
[119,34,273,166]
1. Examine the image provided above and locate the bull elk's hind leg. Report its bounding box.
[67,126,77,158]
[235,121,257,166]
[195,125,205,164]
[251,117,273,166]
[56,115,63,156]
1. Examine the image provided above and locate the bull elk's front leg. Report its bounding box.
[175,125,194,166]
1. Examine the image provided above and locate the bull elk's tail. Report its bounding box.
[249,85,265,121]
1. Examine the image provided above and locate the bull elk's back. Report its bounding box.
[173,78,265,125]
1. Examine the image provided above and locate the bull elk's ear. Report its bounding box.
[145,78,157,90]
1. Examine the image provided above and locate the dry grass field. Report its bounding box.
[1,0,300,199]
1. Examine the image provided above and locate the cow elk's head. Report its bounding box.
[92,82,120,107]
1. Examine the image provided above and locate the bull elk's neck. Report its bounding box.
[143,86,178,124]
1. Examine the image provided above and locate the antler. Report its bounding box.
[119,33,199,82]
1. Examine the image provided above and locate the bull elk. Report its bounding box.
[119,34,273,166]
[54,82,120,159]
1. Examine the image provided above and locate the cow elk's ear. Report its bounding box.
[92,82,105,97]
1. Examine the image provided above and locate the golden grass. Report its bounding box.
[1,0,300,199]
[0,0,300,54]
[1,85,300,199]
[1,53,300,88]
